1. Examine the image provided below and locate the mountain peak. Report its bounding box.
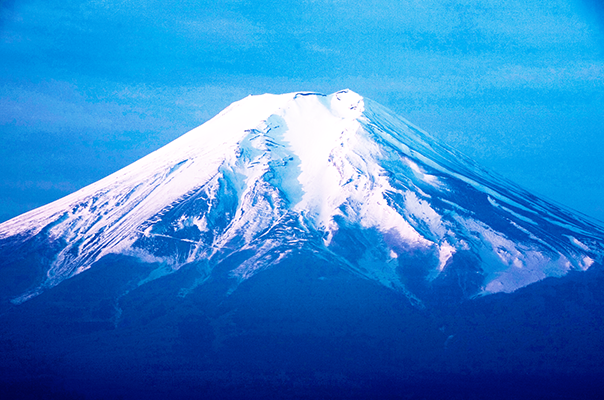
[1,90,602,306]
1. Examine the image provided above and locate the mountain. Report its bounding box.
[1,90,603,399]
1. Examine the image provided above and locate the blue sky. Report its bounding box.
[1,0,603,223]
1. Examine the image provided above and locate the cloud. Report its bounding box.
[487,62,604,90]
[169,17,265,47]
[0,82,165,133]
[0,0,17,23]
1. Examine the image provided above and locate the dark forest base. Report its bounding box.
[2,372,604,400]
[1,253,603,399]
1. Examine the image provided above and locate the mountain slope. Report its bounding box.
[0,90,602,308]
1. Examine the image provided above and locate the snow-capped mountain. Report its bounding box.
[3,90,604,399]
[0,89,602,308]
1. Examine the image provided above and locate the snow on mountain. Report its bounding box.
[1,89,602,305]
